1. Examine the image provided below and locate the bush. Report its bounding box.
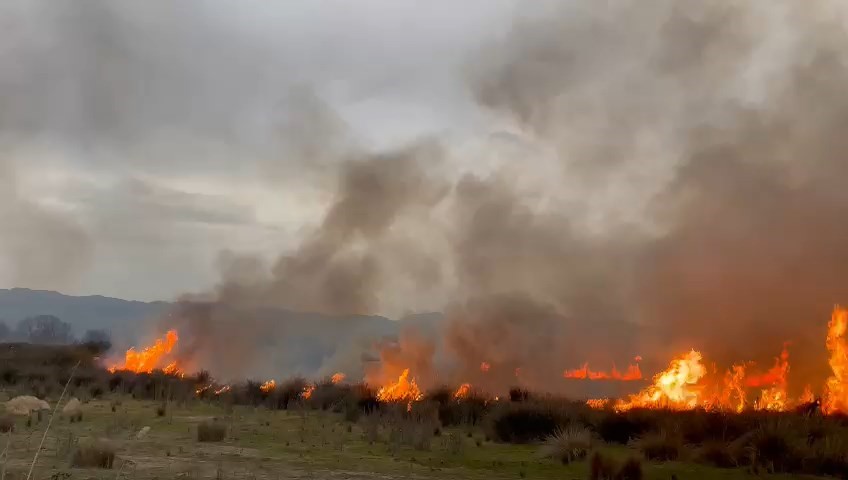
[745,423,805,473]
[270,377,309,409]
[306,381,349,411]
[71,440,115,469]
[804,435,848,478]
[695,441,737,468]
[486,402,565,443]
[589,451,642,480]
[0,415,13,433]
[508,387,530,402]
[197,421,226,442]
[539,427,591,464]
[595,410,657,444]
[636,430,683,461]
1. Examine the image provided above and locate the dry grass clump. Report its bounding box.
[197,420,227,442]
[0,414,13,433]
[539,426,592,464]
[635,430,683,461]
[589,451,643,480]
[71,440,115,469]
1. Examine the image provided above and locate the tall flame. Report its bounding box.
[616,350,706,411]
[824,306,848,414]
[331,372,346,384]
[108,330,180,374]
[376,368,423,406]
[260,379,276,393]
[454,383,472,399]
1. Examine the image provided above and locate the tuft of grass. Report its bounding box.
[635,430,683,461]
[197,421,226,442]
[695,440,737,468]
[485,402,565,443]
[744,422,805,473]
[803,435,848,478]
[589,451,643,480]
[71,440,115,469]
[539,427,592,464]
[0,415,13,433]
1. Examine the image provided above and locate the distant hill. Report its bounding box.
[0,288,169,338]
[0,288,443,380]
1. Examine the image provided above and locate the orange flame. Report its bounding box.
[260,379,276,393]
[480,362,491,372]
[616,350,706,411]
[586,398,610,409]
[800,384,814,404]
[214,385,231,395]
[331,373,346,384]
[454,383,471,399]
[564,362,642,381]
[376,368,423,408]
[108,330,181,374]
[824,306,848,414]
[302,384,315,400]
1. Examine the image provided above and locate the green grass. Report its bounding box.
[0,393,824,480]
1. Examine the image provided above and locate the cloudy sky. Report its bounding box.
[0,0,529,302]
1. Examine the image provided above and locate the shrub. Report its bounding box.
[589,451,642,480]
[270,377,309,409]
[197,421,227,442]
[596,410,656,444]
[745,423,805,473]
[71,440,115,469]
[0,415,13,433]
[307,381,349,411]
[508,387,530,402]
[695,441,737,468]
[486,402,566,443]
[636,430,683,461]
[803,435,848,478]
[539,427,592,464]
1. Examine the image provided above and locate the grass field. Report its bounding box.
[0,392,823,480]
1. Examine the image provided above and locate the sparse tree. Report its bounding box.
[16,315,74,344]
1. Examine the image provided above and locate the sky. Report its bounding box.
[0,0,524,302]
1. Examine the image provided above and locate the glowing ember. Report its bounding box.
[480,362,491,372]
[302,384,315,400]
[260,379,276,393]
[615,350,706,411]
[824,306,848,414]
[331,373,346,384]
[376,368,423,406]
[214,385,231,395]
[108,330,180,374]
[564,362,642,381]
[454,383,471,399]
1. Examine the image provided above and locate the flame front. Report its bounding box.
[454,383,471,399]
[616,350,706,411]
[564,362,642,381]
[376,368,423,407]
[109,330,181,374]
[331,373,346,384]
[260,379,276,393]
[824,306,848,414]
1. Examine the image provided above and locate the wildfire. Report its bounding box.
[454,383,472,399]
[586,398,610,409]
[615,350,706,411]
[331,373,346,384]
[480,362,491,372]
[302,384,315,400]
[376,368,423,407]
[260,379,276,393]
[824,306,848,414]
[564,362,642,381]
[108,330,181,375]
